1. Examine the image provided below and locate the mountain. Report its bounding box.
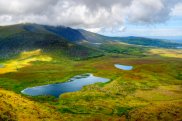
[0,23,181,60]
[0,24,103,60]
[78,29,111,43]
[1,23,181,46]
[43,25,86,42]
[43,25,182,48]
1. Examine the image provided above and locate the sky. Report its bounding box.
[0,0,182,38]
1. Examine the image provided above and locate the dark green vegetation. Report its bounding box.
[0,23,182,121]
[99,42,148,56]
[112,36,182,48]
[0,24,103,60]
[0,23,181,61]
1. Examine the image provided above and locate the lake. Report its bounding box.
[176,46,182,49]
[21,73,109,97]
[114,64,133,70]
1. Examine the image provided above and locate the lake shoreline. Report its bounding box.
[21,73,110,97]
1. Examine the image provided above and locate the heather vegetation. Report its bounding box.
[0,46,181,120]
[0,24,181,121]
[0,88,63,121]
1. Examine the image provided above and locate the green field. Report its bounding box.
[0,46,181,121]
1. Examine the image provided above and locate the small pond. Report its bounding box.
[21,73,109,97]
[176,46,182,49]
[114,64,133,70]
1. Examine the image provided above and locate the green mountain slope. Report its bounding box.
[2,23,181,48]
[0,24,103,60]
[0,23,182,121]
[0,23,181,60]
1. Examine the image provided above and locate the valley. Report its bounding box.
[0,24,181,121]
[0,47,181,121]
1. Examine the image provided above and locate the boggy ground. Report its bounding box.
[0,49,181,121]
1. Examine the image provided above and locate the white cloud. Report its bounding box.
[171,3,182,16]
[0,0,58,15]
[0,0,181,34]
[118,27,182,37]
[127,0,168,24]
[85,27,102,33]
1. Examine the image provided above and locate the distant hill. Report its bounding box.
[147,36,182,44]
[111,36,182,48]
[0,23,181,60]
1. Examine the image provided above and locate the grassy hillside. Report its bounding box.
[0,24,103,60]
[99,42,149,57]
[1,24,181,52]
[0,23,182,121]
[149,48,182,58]
[0,48,181,120]
[57,56,182,120]
[0,88,63,121]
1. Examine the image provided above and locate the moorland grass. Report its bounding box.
[0,49,181,120]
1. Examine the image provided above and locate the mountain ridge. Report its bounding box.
[0,23,181,60]
[0,23,181,47]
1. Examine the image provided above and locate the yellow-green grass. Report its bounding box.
[149,48,182,58]
[0,49,52,74]
[0,49,181,120]
[0,88,63,121]
[128,100,182,121]
[134,85,182,101]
